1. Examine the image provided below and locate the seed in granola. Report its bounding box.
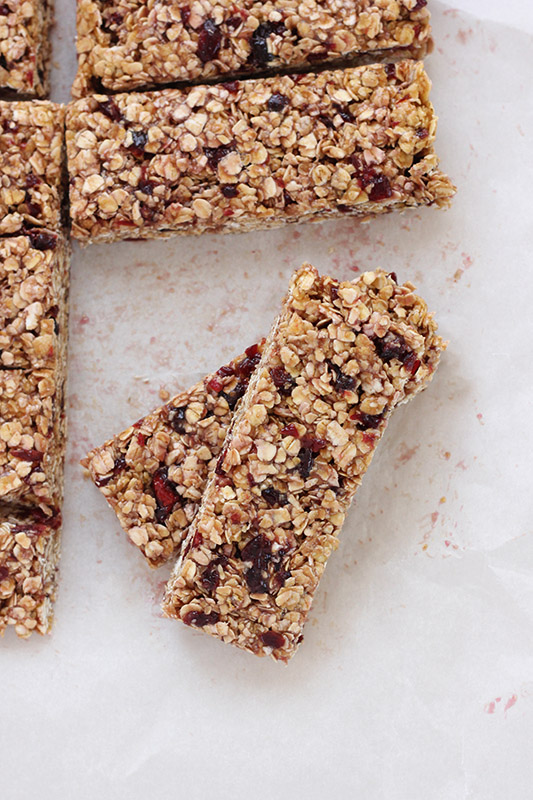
[261,487,287,507]
[97,98,122,122]
[267,93,288,112]
[260,631,285,649]
[270,367,295,395]
[197,19,222,63]
[27,230,57,251]
[183,609,220,627]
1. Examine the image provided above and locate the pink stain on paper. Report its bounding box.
[396,442,419,466]
[484,694,518,716]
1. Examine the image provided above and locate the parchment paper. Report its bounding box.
[1,2,532,798]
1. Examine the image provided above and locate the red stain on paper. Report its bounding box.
[78,314,90,325]
[484,694,518,716]
[396,442,419,466]
[477,413,485,425]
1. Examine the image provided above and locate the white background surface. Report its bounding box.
[1,2,533,798]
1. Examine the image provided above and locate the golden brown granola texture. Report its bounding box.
[66,60,455,244]
[0,0,53,98]
[162,265,446,662]
[73,0,432,97]
[82,342,264,567]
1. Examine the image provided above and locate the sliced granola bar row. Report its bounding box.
[66,60,455,244]
[73,0,432,97]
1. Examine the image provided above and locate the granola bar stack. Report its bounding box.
[0,0,54,98]
[0,100,70,638]
[84,264,446,661]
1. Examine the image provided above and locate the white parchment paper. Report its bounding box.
[1,3,532,798]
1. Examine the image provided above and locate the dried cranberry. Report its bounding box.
[221,382,246,410]
[241,534,276,594]
[207,376,223,393]
[11,448,43,462]
[27,230,56,251]
[389,271,398,283]
[333,103,354,123]
[0,4,9,14]
[152,467,180,520]
[197,19,222,63]
[354,412,384,430]
[297,448,314,478]
[215,445,228,475]
[140,204,155,222]
[260,631,285,649]
[138,177,154,195]
[0,566,9,582]
[180,5,190,26]
[183,609,220,627]
[403,353,421,375]
[204,143,234,170]
[26,200,42,218]
[373,333,411,364]
[267,93,288,112]
[283,189,295,207]
[308,50,328,62]
[385,63,396,79]
[114,455,127,472]
[269,367,294,395]
[281,423,299,438]
[368,175,393,202]
[169,406,187,434]
[97,98,121,122]
[25,173,41,188]
[416,128,429,139]
[217,364,236,377]
[222,185,238,198]
[327,360,355,393]
[261,487,287,507]
[128,129,148,158]
[330,285,339,301]
[235,347,261,379]
[226,15,242,29]
[222,80,239,93]
[248,21,284,67]
[318,113,334,129]
[200,555,228,594]
[301,435,327,453]
[413,0,427,10]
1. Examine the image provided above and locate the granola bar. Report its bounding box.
[82,342,264,567]
[0,100,65,235]
[72,0,432,98]
[0,0,53,98]
[0,509,61,637]
[162,265,446,661]
[0,231,70,369]
[66,60,455,244]
[0,367,66,513]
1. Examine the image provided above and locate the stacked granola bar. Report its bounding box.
[0,100,69,639]
[84,264,446,660]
